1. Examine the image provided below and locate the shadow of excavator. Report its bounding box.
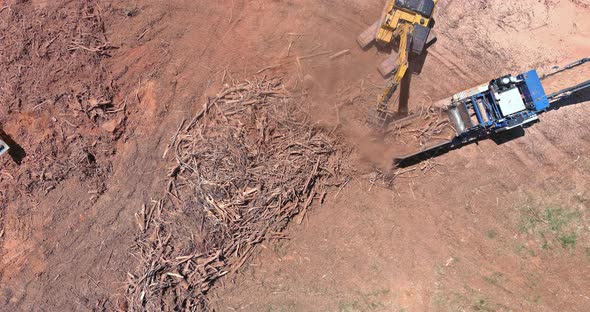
[383,37,437,123]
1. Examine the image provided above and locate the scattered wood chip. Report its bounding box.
[329,49,350,60]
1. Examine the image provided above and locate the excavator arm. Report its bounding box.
[372,23,413,125]
[361,0,439,127]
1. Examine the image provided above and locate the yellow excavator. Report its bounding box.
[358,0,438,126]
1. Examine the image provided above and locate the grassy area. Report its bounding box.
[427,197,588,312]
[433,291,506,312]
[472,298,495,312]
[338,288,393,312]
[486,229,498,239]
[518,204,587,253]
[483,272,504,286]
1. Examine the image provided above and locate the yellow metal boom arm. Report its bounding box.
[362,0,439,126]
[377,23,412,112]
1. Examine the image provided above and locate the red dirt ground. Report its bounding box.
[1,0,590,311]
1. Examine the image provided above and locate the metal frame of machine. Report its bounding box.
[394,58,590,165]
[0,139,9,157]
[447,69,550,142]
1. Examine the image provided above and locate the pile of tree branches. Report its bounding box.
[126,78,342,311]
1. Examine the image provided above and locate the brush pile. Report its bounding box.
[126,78,341,311]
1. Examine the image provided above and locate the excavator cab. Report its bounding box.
[394,0,435,19]
[358,0,437,76]
[376,0,436,55]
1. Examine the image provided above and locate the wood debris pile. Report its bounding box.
[126,78,341,311]
[387,106,451,146]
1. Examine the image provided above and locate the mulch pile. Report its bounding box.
[125,78,343,311]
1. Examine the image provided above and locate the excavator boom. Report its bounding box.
[370,23,413,126]
[358,0,438,127]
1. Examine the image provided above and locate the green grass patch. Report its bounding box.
[544,208,580,232]
[516,244,537,256]
[339,288,393,312]
[518,204,584,251]
[483,272,503,286]
[519,207,580,234]
[472,298,494,311]
[558,233,577,248]
[339,302,361,312]
[486,229,498,239]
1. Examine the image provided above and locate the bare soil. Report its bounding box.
[0,0,589,311]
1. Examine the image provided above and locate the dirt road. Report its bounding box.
[0,0,589,311]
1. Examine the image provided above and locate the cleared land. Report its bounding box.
[0,0,589,311]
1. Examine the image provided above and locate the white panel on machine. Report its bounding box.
[497,87,526,117]
[0,140,8,157]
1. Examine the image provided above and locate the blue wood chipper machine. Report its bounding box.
[395,58,590,166]
[0,139,8,157]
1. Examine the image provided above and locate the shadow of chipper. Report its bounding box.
[395,57,590,167]
[0,131,26,165]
